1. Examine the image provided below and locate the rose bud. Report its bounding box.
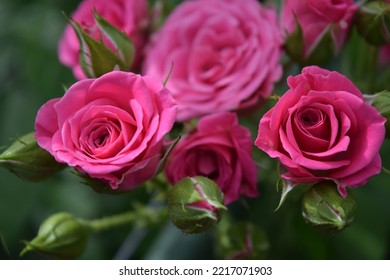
[0,132,65,181]
[167,176,227,234]
[355,0,390,46]
[281,0,357,65]
[372,91,390,138]
[59,0,149,79]
[20,212,90,259]
[302,181,357,233]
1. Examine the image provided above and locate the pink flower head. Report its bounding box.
[35,71,177,190]
[255,66,386,197]
[59,0,149,79]
[143,0,283,122]
[281,0,357,57]
[165,112,259,204]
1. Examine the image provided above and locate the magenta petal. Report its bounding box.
[117,154,161,190]
[336,155,382,187]
[35,98,61,153]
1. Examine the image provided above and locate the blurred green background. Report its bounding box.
[0,0,390,260]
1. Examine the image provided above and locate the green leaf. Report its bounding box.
[66,13,132,78]
[72,170,129,195]
[93,9,135,67]
[154,135,181,176]
[284,14,305,65]
[305,26,335,66]
[285,14,335,66]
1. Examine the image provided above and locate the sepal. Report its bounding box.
[65,10,135,78]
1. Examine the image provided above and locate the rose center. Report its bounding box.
[197,151,220,179]
[94,130,109,147]
[293,106,331,152]
[298,108,322,127]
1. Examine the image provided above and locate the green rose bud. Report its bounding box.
[0,132,65,181]
[355,1,390,46]
[301,181,356,233]
[20,212,90,259]
[168,176,227,234]
[371,91,390,138]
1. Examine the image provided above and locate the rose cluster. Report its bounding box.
[33,0,387,211]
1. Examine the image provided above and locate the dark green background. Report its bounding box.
[0,0,389,260]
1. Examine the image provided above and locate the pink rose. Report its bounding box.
[143,0,283,122]
[255,66,386,197]
[281,0,357,58]
[34,71,177,190]
[165,112,258,204]
[59,0,149,79]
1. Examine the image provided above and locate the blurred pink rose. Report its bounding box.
[35,71,176,190]
[143,0,283,122]
[59,0,149,79]
[255,66,386,197]
[281,0,357,58]
[165,112,258,204]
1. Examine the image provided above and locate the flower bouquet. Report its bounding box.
[0,0,389,260]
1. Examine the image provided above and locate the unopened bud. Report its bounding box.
[355,1,390,46]
[0,132,65,181]
[302,181,356,233]
[168,176,226,234]
[20,212,89,259]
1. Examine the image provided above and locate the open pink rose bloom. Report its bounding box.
[255,66,386,197]
[34,71,176,190]
[143,0,283,122]
[165,112,258,204]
